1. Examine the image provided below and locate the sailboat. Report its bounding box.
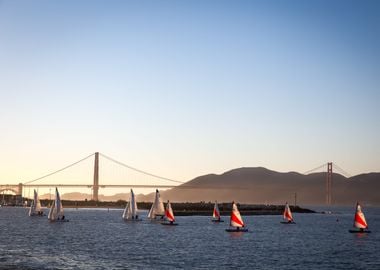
[148,189,165,220]
[281,202,295,224]
[225,202,248,232]
[161,200,178,225]
[212,201,224,222]
[48,188,68,222]
[122,189,141,221]
[29,189,44,216]
[349,202,371,233]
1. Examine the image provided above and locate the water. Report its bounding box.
[1,206,379,269]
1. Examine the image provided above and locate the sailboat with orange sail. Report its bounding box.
[225,202,248,232]
[281,202,295,224]
[349,202,370,233]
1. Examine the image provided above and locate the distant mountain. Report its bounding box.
[158,167,380,206]
[41,167,380,206]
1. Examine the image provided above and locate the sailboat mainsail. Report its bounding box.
[226,202,248,232]
[281,202,295,224]
[148,189,165,219]
[349,202,370,233]
[122,189,140,221]
[161,200,177,225]
[212,201,223,222]
[29,189,43,216]
[48,188,67,222]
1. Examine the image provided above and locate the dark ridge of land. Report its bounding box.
[35,200,315,216]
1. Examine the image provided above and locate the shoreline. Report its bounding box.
[38,202,316,216]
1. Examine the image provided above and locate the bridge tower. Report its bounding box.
[93,152,99,201]
[326,162,332,205]
[18,183,23,196]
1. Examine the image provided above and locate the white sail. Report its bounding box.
[283,202,293,222]
[354,202,368,229]
[148,189,165,219]
[230,202,245,228]
[122,189,139,220]
[48,188,64,221]
[164,200,175,222]
[213,201,221,220]
[29,189,42,216]
[122,201,131,219]
[48,199,56,220]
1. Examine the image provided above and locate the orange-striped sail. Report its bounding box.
[230,202,245,228]
[283,202,294,222]
[164,200,175,222]
[353,202,368,229]
[213,201,221,221]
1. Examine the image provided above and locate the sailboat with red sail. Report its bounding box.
[225,202,248,232]
[212,201,224,222]
[349,202,371,233]
[281,202,295,224]
[161,200,178,226]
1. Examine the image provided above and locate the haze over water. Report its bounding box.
[1,206,379,269]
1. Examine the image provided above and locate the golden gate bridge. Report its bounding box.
[0,152,351,205]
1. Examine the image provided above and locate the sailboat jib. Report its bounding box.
[226,202,248,232]
[281,202,295,224]
[123,189,141,221]
[29,189,44,216]
[161,200,178,226]
[212,201,224,222]
[48,188,68,222]
[349,202,370,233]
[148,189,165,220]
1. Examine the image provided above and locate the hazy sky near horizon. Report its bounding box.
[0,0,379,194]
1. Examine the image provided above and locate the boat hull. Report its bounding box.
[161,222,178,226]
[349,229,371,233]
[49,220,69,223]
[123,218,142,222]
[212,219,224,223]
[281,221,296,224]
[225,228,248,232]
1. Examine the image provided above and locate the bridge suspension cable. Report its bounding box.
[23,153,95,185]
[332,163,352,178]
[303,163,326,175]
[99,153,185,184]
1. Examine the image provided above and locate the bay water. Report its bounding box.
[0,206,379,269]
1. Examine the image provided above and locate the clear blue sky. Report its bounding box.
[0,0,379,193]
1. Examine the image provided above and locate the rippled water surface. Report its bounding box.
[0,206,379,269]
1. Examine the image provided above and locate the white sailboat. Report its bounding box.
[349,202,370,233]
[161,200,178,225]
[48,188,68,222]
[148,189,165,220]
[29,189,44,216]
[212,201,224,222]
[281,202,295,224]
[122,189,141,221]
[226,201,248,232]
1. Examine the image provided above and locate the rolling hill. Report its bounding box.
[41,167,380,206]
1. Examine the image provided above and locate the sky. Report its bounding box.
[0,0,379,196]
